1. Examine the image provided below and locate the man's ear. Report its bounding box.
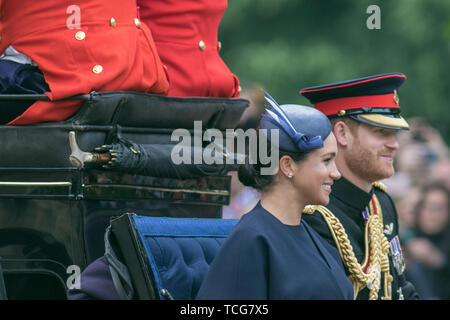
[333,121,351,147]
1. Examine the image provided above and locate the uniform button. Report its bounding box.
[198,40,206,51]
[75,31,86,41]
[217,41,222,52]
[92,65,103,74]
[110,17,117,27]
[134,18,141,28]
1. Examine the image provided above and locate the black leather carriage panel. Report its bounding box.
[67,91,249,129]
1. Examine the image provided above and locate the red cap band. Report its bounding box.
[314,93,399,116]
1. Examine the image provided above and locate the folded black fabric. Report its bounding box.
[0,60,49,124]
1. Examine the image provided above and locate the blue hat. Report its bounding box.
[299,73,409,130]
[260,91,332,153]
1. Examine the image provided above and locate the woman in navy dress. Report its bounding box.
[196,91,354,300]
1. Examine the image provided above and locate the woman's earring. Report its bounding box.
[288,173,293,179]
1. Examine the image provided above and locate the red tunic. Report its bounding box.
[0,0,169,125]
[137,0,240,98]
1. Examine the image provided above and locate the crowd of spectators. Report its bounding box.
[384,117,450,299]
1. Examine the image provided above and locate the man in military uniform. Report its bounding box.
[300,73,420,300]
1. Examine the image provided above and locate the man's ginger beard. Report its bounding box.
[343,127,396,184]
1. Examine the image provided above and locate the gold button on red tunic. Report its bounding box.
[92,65,103,74]
[75,31,86,41]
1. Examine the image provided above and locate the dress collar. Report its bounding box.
[331,177,374,211]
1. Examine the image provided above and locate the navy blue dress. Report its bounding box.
[196,202,353,300]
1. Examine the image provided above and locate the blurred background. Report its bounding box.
[219,0,450,299]
[220,0,449,142]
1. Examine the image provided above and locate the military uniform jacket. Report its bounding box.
[303,177,420,300]
[137,0,240,98]
[0,0,169,125]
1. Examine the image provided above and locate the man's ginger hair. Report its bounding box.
[330,117,360,134]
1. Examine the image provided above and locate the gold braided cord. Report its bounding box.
[313,205,369,299]
[373,181,387,192]
[367,214,382,299]
[372,178,394,297]
[372,194,393,300]
[309,194,393,300]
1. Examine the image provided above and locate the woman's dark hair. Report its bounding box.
[237,135,309,192]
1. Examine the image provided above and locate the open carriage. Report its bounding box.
[0,92,248,299]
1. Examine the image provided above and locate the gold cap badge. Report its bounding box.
[393,90,399,105]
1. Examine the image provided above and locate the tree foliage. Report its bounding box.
[219,0,450,143]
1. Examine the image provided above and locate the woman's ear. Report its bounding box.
[333,121,351,147]
[279,155,295,178]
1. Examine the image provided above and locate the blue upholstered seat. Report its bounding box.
[132,216,238,300]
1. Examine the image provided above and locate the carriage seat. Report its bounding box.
[105,213,238,300]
